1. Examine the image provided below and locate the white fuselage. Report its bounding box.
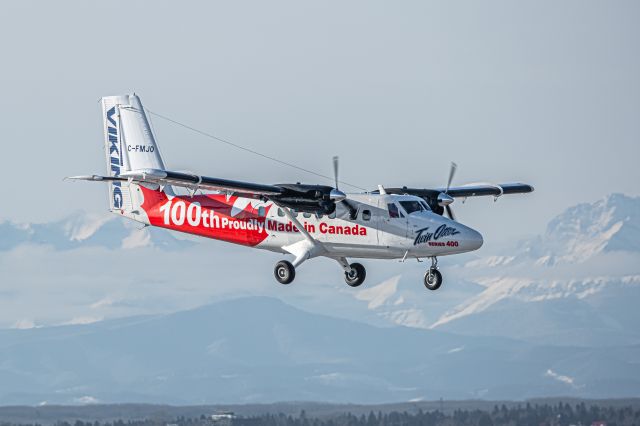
[255,193,483,260]
[123,186,483,261]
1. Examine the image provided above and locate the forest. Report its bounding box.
[2,402,639,426]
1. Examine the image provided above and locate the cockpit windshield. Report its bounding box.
[399,200,426,215]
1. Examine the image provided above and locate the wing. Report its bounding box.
[436,182,534,198]
[384,182,534,199]
[68,168,342,214]
[382,182,534,218]
[68,168,285,196]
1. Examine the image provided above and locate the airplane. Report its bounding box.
[69,94,533,290]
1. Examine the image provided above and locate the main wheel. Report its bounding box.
[274,260,295,284]
[423,268,443,290]
[344,263,366,287]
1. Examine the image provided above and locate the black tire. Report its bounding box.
[274,260,295,284]
[344,263,366,287]
[423,268,443,290]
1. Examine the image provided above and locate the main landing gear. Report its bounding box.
[273,257,367,287]
[274,260,295,284]
[423,257,443,291]
[344,262,366,287]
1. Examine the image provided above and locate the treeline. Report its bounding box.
[3,402,640,426]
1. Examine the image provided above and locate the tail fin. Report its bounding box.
[100,93,167,212]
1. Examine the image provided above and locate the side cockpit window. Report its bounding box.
[388,203,400,218]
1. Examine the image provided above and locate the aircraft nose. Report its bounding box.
[465,227,484,251]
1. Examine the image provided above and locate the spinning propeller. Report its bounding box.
[437,162,457,221]
[332,156,357,218]
[331,156,346,201]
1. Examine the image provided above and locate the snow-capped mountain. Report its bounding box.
[545,193,640,258]
[0,212,192,251]
[343,272,486,329]
[490,193,640,267]
[335,194,640,347]
[430,274,640,346]
[424,194,640,346]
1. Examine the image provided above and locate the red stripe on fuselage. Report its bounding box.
[139,187,270,247]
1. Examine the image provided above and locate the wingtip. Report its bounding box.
[65,175,104,182]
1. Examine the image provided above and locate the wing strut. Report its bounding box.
[278,206,325,267]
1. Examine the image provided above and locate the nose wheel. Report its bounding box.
[424,269,443,290]
[423,257,443,290]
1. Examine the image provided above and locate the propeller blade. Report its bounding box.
[331,156,353,216]
[445,205,456,221]
[446,162,458,193]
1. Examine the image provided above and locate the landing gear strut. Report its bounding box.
[423,257,443,290]
[336,257,366,287]
[274,260,295,284]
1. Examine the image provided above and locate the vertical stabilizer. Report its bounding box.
[100,94,168,214]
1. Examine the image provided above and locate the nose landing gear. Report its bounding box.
[423,257,443,290]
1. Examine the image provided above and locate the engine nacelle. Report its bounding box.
[272,197,336,215]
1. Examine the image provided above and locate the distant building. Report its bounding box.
[210,411,236,426]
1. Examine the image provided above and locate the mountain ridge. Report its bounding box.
[1,296,639,405]
[0,211,191,251]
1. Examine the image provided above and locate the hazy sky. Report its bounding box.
[1,1,638,242]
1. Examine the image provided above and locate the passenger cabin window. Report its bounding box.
[399,200,424,215]
[362,210,371,221]
[277,208,285,217]
[303,212,312,219]
[258,206,266,217]
[420,201,431,211]
[388,203,400,218]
